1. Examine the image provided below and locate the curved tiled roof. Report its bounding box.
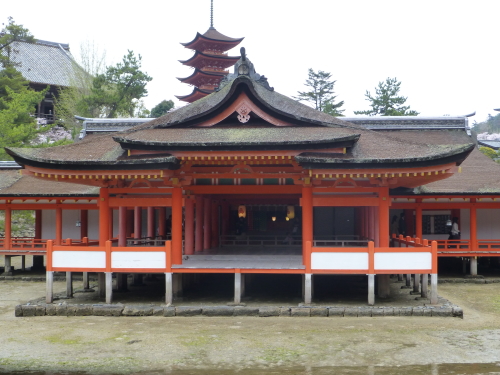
[416,147,500,194]
[0,171,99,196]
[6,134,178,170]
[5,40,84,87]
[135,76,356,130]
[114,128,360,150]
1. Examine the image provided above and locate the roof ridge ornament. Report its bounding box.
[216,47,274,92]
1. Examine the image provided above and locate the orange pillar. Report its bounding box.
[108,208,114,240]
[126,209,134,237]
[203,197,211,250]
[185,196,194,255]
[134,207,142,240]
[195,196,204,252]
[171,187,183,264]
[55,207,62,245]
[470,199,477,252]
[378,189,390,247]
[368,207,375,242]
[118,206,127,247]
[80,210,88,239]
[301,186,313,261]
[35,210,42,239]
[405,209,414,237]
[99,188,110,247]
[373,206,380,247]
[158,207,166,237]
[211,200,219,248]
[147,207,155,238]
[361,208,366,238]
[4,207,11,249]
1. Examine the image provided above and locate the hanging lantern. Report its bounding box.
[286,217,290,221]
[286,205,295,219]
[238,205,246,218]
[272,216,277,222]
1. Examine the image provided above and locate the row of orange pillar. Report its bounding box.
[100,188,229,265]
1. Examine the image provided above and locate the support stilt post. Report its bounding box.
[98,273,105,298]
[105,272,113,304]
[165,272,173,305]
[368,274,375,306]
[430,273,438,304]
[413,273,420,293]
[46,271,54,303]
[470,257,478,276]
[304,273,312,304]
[66,271,73,298]
[421,274,428,298]
[234,272,242,304]
[83,272,90,290]
[378,274,391,298]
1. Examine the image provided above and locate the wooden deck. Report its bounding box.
[174,246,304,269]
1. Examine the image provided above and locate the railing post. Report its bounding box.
[165,240,172,272]
[368,241,375,306]
[430,241,438,304]
[46,240,54,303]
[305,240,312,273]
[105,240,112,273]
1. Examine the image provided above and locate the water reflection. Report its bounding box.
[3,363,500,375]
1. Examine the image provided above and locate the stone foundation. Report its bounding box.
[15,303,464,318]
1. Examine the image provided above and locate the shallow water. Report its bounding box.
[3,363,500,375]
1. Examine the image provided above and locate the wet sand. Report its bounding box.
[1,276,500,374]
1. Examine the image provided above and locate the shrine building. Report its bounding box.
[2,47,500,307]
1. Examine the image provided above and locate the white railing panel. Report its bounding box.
[52,251,106,268]
[375,252,431,270]
[311,252,368,270]
[112,251,166,269]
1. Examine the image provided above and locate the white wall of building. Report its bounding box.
[62,210,80,240]
[88,210,99,240]
[41,210,55,239]
[476,209,500,239]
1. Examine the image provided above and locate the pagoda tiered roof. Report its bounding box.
[181,27,244,52]
[178,26,244,103]
[177,69,228,88]
[179,51,240,70]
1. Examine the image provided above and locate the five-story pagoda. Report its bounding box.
[177,2,243,103]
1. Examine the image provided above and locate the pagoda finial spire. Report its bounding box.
[210,0,214,28]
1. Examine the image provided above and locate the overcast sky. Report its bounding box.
[4,0,500,123]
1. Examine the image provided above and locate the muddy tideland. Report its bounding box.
[1,278,500,374]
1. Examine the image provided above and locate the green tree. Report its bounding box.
[0,17,35,68]
[354,77,419,116]
[479,146,498,160]
[150,99,174,118]
[0,86,46,160]
[88,50,152,118]
[295,68,345,116]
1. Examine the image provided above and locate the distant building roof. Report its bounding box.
[343,117,468,131]
[77,117,156,139]
[5,39,84,87]
[0,161,21,170]
[478,140,500,150]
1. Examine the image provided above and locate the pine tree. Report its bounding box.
[295,68,345,116]
[354,77,419,116]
